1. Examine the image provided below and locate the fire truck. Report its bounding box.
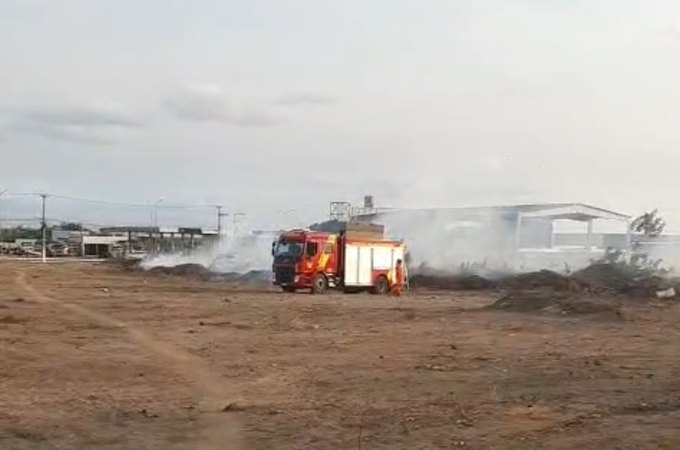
[272,222,407,294]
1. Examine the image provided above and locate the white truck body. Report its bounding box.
[343,241,405,287]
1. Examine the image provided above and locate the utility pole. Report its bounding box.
[0,190,7,237]
[232,212,245,238]
[40,193,47,263]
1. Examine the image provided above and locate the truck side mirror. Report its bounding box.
[271,241,276,256]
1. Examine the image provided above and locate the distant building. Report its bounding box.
[51,228,90,242]
[82,235,128,258]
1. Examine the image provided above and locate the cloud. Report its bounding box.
[274,92,337,106]
[11,122,118,145]
[22,108,142,128]
[5,102,143,144]
[165,83,279,127]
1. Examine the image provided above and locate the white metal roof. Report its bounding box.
[516,204,630,221]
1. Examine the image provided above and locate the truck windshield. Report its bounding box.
[275,241,303,258]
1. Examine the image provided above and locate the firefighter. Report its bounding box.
[392,259,405,297]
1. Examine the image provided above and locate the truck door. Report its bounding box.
[304,241,319,274]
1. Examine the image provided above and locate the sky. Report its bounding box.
[2,0,680,231]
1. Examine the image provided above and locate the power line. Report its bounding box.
[4,192,219,210]
[3,192,43,198]
[44,218,142,227]
[0,218,42,222]
[49,194,216,210]
[49,194,149,208]
[42,217,213,229]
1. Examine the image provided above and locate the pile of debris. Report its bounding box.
[410,269,582,293]
[410,263,680,299]
[129,256,680,300]
[572,263,678,298]
[500,270,587,292]
[409,273,496,290]
[147,263,213,280]
[143,263,272,286]
[408,264,504,290]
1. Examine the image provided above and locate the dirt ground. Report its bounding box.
[2,261,680,450]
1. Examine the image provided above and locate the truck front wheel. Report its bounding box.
[311,274,328,294]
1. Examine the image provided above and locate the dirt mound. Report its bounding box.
[573,263,675,297]
[148,264,212,280]
[144,264,271,286]
[212,270,272,286]
[501,270,581,291]
[410,269,583,292]
[410,264,678,299]
[409,274,496,290]
[489,290,620,317]
[573,263,633,291]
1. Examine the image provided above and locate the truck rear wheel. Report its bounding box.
[282,286,296,293]
[311,274,328,294]
[373,276,390,295]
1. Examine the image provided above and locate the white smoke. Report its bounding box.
[140,233,274,273]
[376,210,629,275]
[378,210,519,276]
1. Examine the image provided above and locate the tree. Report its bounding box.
[630,209,665,238]
[626,209,667,276]
[0,226,41,242]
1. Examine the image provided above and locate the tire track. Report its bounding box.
[15,270,243,449]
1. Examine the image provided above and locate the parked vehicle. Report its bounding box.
[47,242,69,257]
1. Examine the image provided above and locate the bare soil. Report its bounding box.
[2,261,680,449]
